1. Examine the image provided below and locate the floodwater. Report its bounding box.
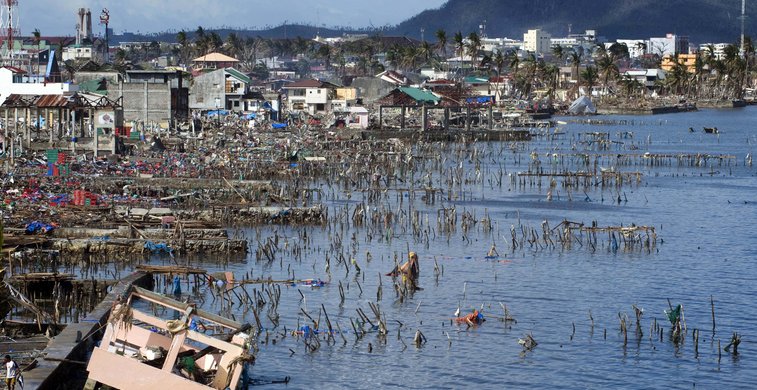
[87,108,757,388]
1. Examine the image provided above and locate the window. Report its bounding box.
[234,101,240,107]
[317,89,322,94]
[316,104,325,111]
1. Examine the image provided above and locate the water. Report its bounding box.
[109,108,757,388]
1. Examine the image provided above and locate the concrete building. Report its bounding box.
[76,70,188,129]
[649,34,689,57]
[661,54,698,73]
[699,43,730,60]
[282,79,338,116]
[615,40,649,59]
[523,29,552,55]
[189,68,252,112]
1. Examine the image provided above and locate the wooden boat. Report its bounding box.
[86,286,253,389]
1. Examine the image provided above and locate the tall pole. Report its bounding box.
[741,0,746,58]
[100,9,109,63]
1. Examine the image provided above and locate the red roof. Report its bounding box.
[2,66,26,74]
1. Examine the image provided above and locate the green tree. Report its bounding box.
[581,65,599,94]
[435,29,447,58]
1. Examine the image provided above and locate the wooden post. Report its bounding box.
[378,106,383,130]
[465,106,471,132]
[400,105,406,130]
[488,104,493,130]
[421,105,427,132]
[444,107,449,131]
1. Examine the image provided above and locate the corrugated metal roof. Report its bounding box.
[397,87,440,104]
[225,68,251,84]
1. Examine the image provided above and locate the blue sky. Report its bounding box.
[21,0,447,36]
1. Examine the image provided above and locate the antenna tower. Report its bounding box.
[0,0,19,64]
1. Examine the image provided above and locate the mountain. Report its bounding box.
[393,0,753,44]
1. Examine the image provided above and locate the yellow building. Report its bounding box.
[661,54,698,73]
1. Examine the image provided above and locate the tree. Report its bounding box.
[466,32,481,67]
[32,29,41,78]
[224,32,242,59]
[580,65,599,95]
[569,49,583,85]
[195,26,208,56]
[176,30,188,66]
[492,50,506,102]
[435,29,447,58]
[453,31,464,73]
[551,44,564,65]
[250,62,269,80]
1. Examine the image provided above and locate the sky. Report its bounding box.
[19,0,448,36]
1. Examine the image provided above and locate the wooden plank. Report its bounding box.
[130,286,243,330]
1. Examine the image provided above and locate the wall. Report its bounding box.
[0,68,78,105]
[189,70,225,111]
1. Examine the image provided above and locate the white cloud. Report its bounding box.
[17,0,447,35]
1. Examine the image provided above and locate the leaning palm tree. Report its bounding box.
[492,50,506,102]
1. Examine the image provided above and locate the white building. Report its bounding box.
[699,43,730,60]
[523,29,552,55]
[480,37,523,53]
[0,66,78,106]
[614,40,649,59]
[283,79,337,116]
[623,69,666,90]
[649,34,689,56]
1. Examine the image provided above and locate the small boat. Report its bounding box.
[86,286,254,389]
[703,127,719,134]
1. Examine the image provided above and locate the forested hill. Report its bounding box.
[392,0,754,43]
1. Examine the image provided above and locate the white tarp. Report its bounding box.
[568,96,596,114]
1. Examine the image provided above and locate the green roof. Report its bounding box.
[225,68,251,84]
[398,87,440,104]
[77,79,108,95]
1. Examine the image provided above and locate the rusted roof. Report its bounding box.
[2,93,122,109]
[284,79,336,89]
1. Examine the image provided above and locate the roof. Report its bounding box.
[398,87,440,104]
[284,79,336,89]
[225,68,251,84]
[1,66,26,74]
[464,76,490,85]
[192,52,239,63]
[77,78,108,95]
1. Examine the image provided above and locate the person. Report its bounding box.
[4,355,18,390]
[398,252,420,290]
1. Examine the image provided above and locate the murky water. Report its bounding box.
[72,108,757,388]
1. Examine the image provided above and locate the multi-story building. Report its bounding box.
[282,79,338,116]
[648,34,689,56]
[523,29,552,55]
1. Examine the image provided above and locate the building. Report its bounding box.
[648,34,689,56]
[77,69,189,129]
[661,54,698,73]
[523,29,552,55]
[192,52,240,71]
[623,69,666,90]
[376,87,441,106]
[615,40,649,59]
[190,68,252,112]
[282,79,338,116]
[0,66,78,106]
[699,43,730,60]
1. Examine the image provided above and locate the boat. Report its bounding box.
[703,127,719,134]
[85,286,254,389]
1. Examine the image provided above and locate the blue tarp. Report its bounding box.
[144,241,174,256]
[272,123,287,129]
[243,113,257,120]
[207,110,230,117]
[25,221,55,234]
[466,96,494,105]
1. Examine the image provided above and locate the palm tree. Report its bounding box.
[176,30,188,66]
[466,32,481,67]
[32,29,41,79]
[492,50,506,102]
[419,41,433,67]
[569,49,583,85]
[551,44,564,65]
[195,26,208,57]
[224,32,242,59]
[453,31,464,73]
[596,53,619,92]
[435,29,447,59]
[581,65,599,95]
